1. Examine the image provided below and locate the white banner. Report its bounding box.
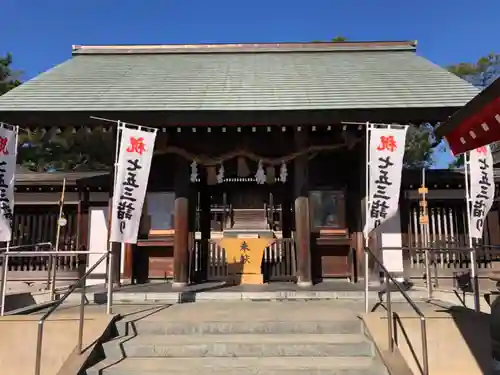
[0,125,17,242]
[110,126,157,244]
[364,126,408,235]
[468,145,495,239]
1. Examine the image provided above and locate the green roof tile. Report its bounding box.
[0,43,480,112]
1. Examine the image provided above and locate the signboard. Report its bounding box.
[364,126,408,235]
[468,145,495,239]
[0,125,17,242]
[110,126,157,244]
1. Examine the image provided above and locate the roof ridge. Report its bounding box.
[72,41,417,55]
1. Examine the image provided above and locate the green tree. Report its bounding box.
[312,36,347,43]
[404,124,435,169]
[331,36,347,42]
[0,53,21,95]
[448,53,499,89]
[446,52,500,168]
[18,127,115,172]
[0,53,114,171]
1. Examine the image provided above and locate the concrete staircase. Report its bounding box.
[85,301,388,375]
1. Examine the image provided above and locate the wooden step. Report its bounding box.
[232,209,268,230]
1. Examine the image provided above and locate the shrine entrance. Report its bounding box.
[191,181,296,283]
[205,182,292,234]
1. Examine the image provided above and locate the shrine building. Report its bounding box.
[0,41,482,286]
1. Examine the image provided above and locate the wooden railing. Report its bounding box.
[190,238,297,282]
[2,205,84,280]
[402,200,500,277]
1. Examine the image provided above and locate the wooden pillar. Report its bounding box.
[199,168,211,281]
[294,130,312,286]
[173,156,190,287]
[351,140,366,279]
[123,243,133,279]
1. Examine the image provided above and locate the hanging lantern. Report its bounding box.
[280,161,288,183]
[255,160,266,184]
[216,164,225,184]
[190,161,198,183]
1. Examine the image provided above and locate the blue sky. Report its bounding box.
[1,0,499,168]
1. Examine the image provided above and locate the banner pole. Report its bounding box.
[464,152,480,312]
[107,121,121,292]
[0,242,9,316]
[420,168,433,300]
[49,178,66,300]
[364,122,370,313]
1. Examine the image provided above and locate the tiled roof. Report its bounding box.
[0,41,479,112]
[15,168,109,186]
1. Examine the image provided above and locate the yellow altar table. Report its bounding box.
[213,236,275,285]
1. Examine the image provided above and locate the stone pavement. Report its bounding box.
[0,312,114,375]
[67,280,431,305]
[362,301,492,375]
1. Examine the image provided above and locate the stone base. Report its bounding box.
[172,282,188,289]
[297,280,313,288]
[240,274,264,285]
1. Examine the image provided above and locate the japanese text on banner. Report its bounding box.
[469,145,495,239]
[0,126,17,242]
[364,126,408,235]
[110,127,157,244]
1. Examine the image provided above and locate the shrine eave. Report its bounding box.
[435,77,500,155]
[0,107,465,129]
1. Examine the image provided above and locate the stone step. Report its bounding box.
[102,333,373,358]
[116,319,363,336]
[86,356,387,375]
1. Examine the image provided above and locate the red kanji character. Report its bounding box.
[126,137,146,155]
[376,136,397,152]
[0,137,9,155]
[476,146,487,154]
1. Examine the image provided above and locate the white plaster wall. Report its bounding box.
[86,206,126,285]
[378,210,404,274]
[86,207,109,285]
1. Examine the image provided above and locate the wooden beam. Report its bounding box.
[293,129,312,286]
[173,156,190,287]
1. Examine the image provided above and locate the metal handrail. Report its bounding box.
[0,242,54,316]
[1,250,103,256]
[34,251,112,375]
[0,242,52,253]
[0,249,115,315]
[364,246,429,375]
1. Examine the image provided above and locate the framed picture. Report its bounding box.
[309,190,346,231]
[142,192,175,237]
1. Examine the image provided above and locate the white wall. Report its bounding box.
[378,210,404,274]
[86,207,109,285]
